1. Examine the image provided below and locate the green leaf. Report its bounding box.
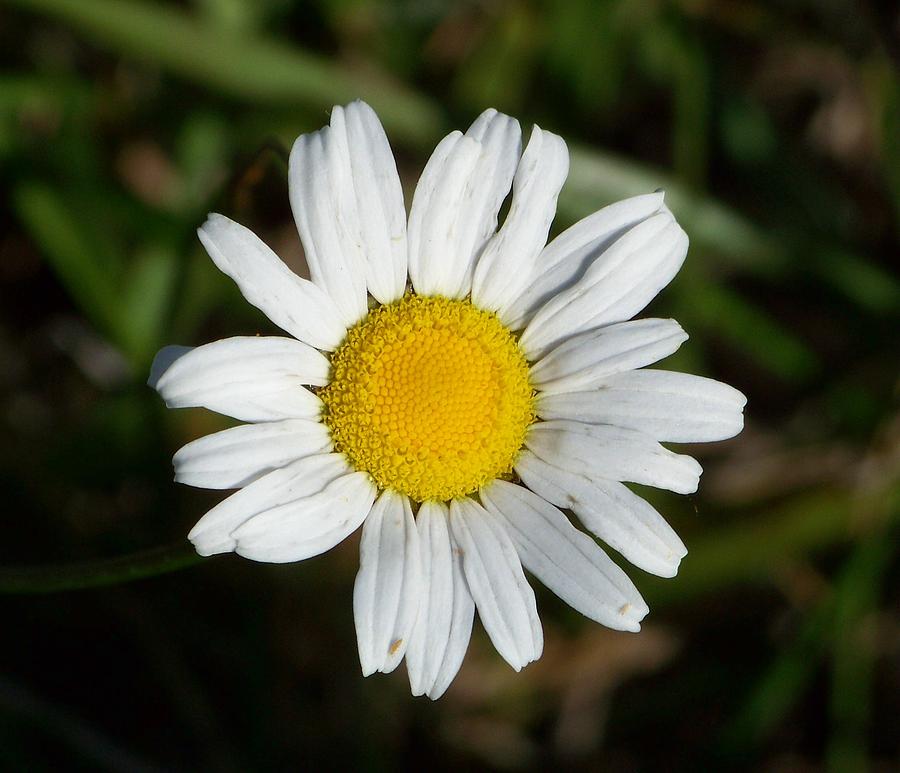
[678,279,820,382]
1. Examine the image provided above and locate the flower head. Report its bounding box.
[149,101,746,698]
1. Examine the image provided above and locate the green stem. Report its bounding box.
[0,542,205,594]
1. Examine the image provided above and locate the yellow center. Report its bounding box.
[320,295,535,502]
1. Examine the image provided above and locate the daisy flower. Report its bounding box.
[149,101,746,699]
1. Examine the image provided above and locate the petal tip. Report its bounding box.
[147,345,191,390]
[655,560,681,579]
[618,600,649,631]
[188,531,233,557]
[359,661,377,678]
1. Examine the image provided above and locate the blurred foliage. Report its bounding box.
[0,0,898,770]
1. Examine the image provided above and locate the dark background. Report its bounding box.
[1,0,898,770]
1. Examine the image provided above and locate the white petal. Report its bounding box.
[231,468,377,563]
[406,501,475,699]
[197,214,347,351]
[148,337,326,422]
[289,111,371,324]
[173,419,332,489]
[530,318,688,394]
[516,450,687,577]
[447,109,523,297]
[503,192,666,330]
[471,126,569,316]
[537,370,747,442]
[405,502,452,695]
[525,419,702,495]
[187,453,350,556]
[407,132,482,296]
[354,491,421,676]
[480,480,648,630]
[427,532,475,700]
[520,211,688,359]
[408,110,523,298]
[336,100,408,304]
[449,498,542,672]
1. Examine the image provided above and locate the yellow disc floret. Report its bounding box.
[320,295,535,502]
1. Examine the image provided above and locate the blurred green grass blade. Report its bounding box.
[167,247,234,342]
[0,75,92,117]
[453,4,538,114]
[0,75,93,157]
[826,530,892,772]
[646,488,855,608]
[719,529,891,756]
[722,589,834,750]
[875,58,900,220]
[545,0,628,112]
[561,146,790,277]
[815,246,900,316]
[175,112,231,211]
[721,96,779,166]
[119,244,178,366]
[11,0,882,385]
[12,181,123,344]
[671,36,709,190]
[678,278,820,382]
[10,0,803,282]
[195,0,262,33]
[5,0,444,147]
[637,22,709,188]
